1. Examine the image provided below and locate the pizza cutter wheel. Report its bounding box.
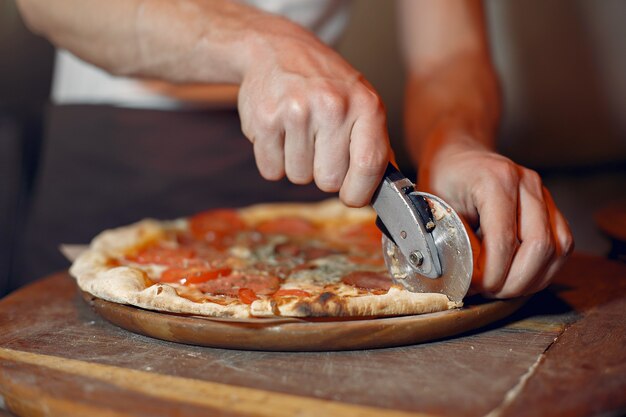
[372,164,473,302]
[381,192,472,302]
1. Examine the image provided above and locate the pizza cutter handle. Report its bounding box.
[371,163,442,278]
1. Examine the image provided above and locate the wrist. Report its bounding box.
[413,116,492,168]
[238,14,323,81]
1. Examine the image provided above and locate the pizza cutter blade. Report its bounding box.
[371,164,473,302]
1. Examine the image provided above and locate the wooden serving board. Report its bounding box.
[2,255,625,417]
[82,291,529,351]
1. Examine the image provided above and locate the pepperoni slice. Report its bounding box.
[341,271,392,291]
[339,222,383,251]
[189,209,246,243]
[238,288,259,304]
[274,243,301,257]
[275,244,337,260]
[256,217,317,236]
[302,247,337,260]
[160,267,232,285]
[127,246,196,267]
[273,289,311,298]
[198,274,280,296]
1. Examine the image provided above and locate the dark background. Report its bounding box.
[1,1,54,296]
[1,0,625,297]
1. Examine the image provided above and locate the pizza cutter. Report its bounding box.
[371,163,473,302]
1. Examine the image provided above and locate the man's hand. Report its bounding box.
[399,0,573,297]
[17,0,390,207]
[417,130,574,298]
[238,18,390,207]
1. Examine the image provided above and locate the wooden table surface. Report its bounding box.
[0,254,624,417]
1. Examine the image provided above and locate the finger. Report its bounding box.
[311,85,353,193]
[474,177,519,294]
[464,218,484,294]
[527,187,574,293]
[313,124,350,193]
[339,115,389,207]
[284,127,314,185]
[281,97,314,184]
[284,128,314,184]
[252,132,285,181]
[493,171,555,298]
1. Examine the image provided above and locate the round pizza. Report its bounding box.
[70,199,461,319]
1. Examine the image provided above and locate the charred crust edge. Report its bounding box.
[294,291,347,317]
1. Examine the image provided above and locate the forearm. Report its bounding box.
[16,0,296,84]
[404,52,501,165]
[398,0,500,166]
[397,0,572,299]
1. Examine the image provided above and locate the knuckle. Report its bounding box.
[487,272,530,298]
[496,287,524,299]
[481,276,505,294]
[491,162,519,188]
[259,165,284,181]
[256,111,280,136]
[340,193,368,208]
[318,88,348,117]
[283,96,309,125]
[491,234,518,257]
[253,134,277,153]
[353,148,388,176]
[356,87,383,113]
[528,235,556,260]
[562,234,575,256]
[503,231,519,249]
[537,271,556,292]
[534,280,551,294]
[315,172,343,193]
[286,171,313,185]
[523,169,544,190]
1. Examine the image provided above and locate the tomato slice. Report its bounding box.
[238,288,259,304]
[256,217,318,236]
[273,289,311,298]
[189,209,246,243]
[160,267,232,285]
[126,246,196,267]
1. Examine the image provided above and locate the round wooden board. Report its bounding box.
[81,292,529,351]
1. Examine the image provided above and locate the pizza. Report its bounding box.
[70,199,461,319]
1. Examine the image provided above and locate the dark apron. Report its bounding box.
[12,105,328,288]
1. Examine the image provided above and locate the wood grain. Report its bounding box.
[0,348,423,417]
[491,255,626,417]
[0,254,624,417]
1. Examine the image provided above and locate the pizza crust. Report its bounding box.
[70,221,250,318]
[70,199,462,319]
[250,287,459,317]
[239,199,374,223]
